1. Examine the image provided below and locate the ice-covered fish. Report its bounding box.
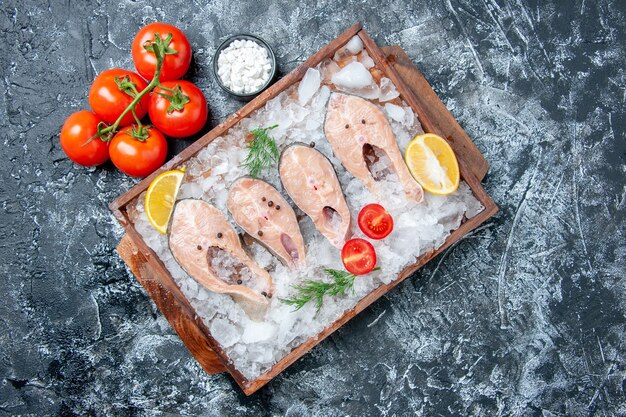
[168,199,273,320]
[227,177,306,270]
[279,144,351,249]
[324,92,424,203]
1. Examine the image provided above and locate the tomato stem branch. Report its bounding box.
[95,32,168,140]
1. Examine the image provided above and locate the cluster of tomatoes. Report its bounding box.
[60,23,208,177]
[341,203,394,275]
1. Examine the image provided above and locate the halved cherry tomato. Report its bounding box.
[357,204,394,240]
[341,238,377,275]
[132,23,192,82]
[148,80,208,138]
[60,110,109,166]
[88,68,149,126]
[109,127,167,178]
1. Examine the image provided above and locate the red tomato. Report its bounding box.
[60,110,109,166]
[357,204,394,239]
[148,80,208,138]
[89,68,149,126]
[341,238,377,275]
[109,127,168,177]
[132,23,192,82]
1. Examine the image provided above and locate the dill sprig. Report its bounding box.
[243,124,279,177]
[281,267,380,312]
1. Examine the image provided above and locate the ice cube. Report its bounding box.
[241,321,277,343]
[384,103,405,122]
[305,118,320,131]
[298,68,321,106]
[285,102,310,123]
[345,35,363,54]
[402,106,417,128]
[312,85,331,111]
[332,62,373,89]
[318,59,340,83]
[379,77,400,102]
[210,317,240,348]
[359,50,375,69]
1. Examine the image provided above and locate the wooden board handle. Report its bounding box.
[117,235,227,374]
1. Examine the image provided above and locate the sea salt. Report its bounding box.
[128,41,484,380]
[217,39,272,94]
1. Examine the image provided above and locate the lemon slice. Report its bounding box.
[144,167,186,234]
[405,133,460,196]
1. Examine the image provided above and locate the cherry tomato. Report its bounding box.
[60,110,109,166]
[132,23,192,82]
[148,80,208,138]
[357,204,394,240]
[341,238,377,276]
[89,68,149,126]
[109,127,168,177]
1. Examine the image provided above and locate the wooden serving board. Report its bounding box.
[112,24,498,395]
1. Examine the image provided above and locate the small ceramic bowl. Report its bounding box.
[212,34,277,101]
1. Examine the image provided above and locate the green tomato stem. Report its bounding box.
[97,33,168,139]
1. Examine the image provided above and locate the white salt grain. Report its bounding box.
[217,39,272,94]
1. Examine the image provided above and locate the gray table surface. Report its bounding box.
[1,0,624,415]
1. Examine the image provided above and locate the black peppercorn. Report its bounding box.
[261,291,267,297]
[309,141,315,147]
[262,197,266,202]
[217,232,223,238]
[345,124,349,129]
[361,119,366,124]
[268,201,274,207]
[275,205,280,210]
[197,245,202,250]
[237,279,242,285]
[257,230,263,236]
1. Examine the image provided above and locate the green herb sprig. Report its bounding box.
[243,124,279,177]
[281,267,380,312]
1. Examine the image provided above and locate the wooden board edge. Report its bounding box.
[117,234,227,374]
[380,45,489,181]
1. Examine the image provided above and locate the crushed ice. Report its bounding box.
[129,35,484,381]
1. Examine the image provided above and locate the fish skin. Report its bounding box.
[324,92,424,203]
[227,177,306,270]
[168,199,273,320]
[279,144,351,249]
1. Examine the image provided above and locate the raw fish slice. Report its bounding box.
[279,144,351,249]
[169,199,273,320]
[227,177,306,270]
[324,92,424,203]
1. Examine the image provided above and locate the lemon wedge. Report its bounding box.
[405,133,460,196]
[144,167,186,234]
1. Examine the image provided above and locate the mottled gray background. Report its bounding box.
[1,0,624,415]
